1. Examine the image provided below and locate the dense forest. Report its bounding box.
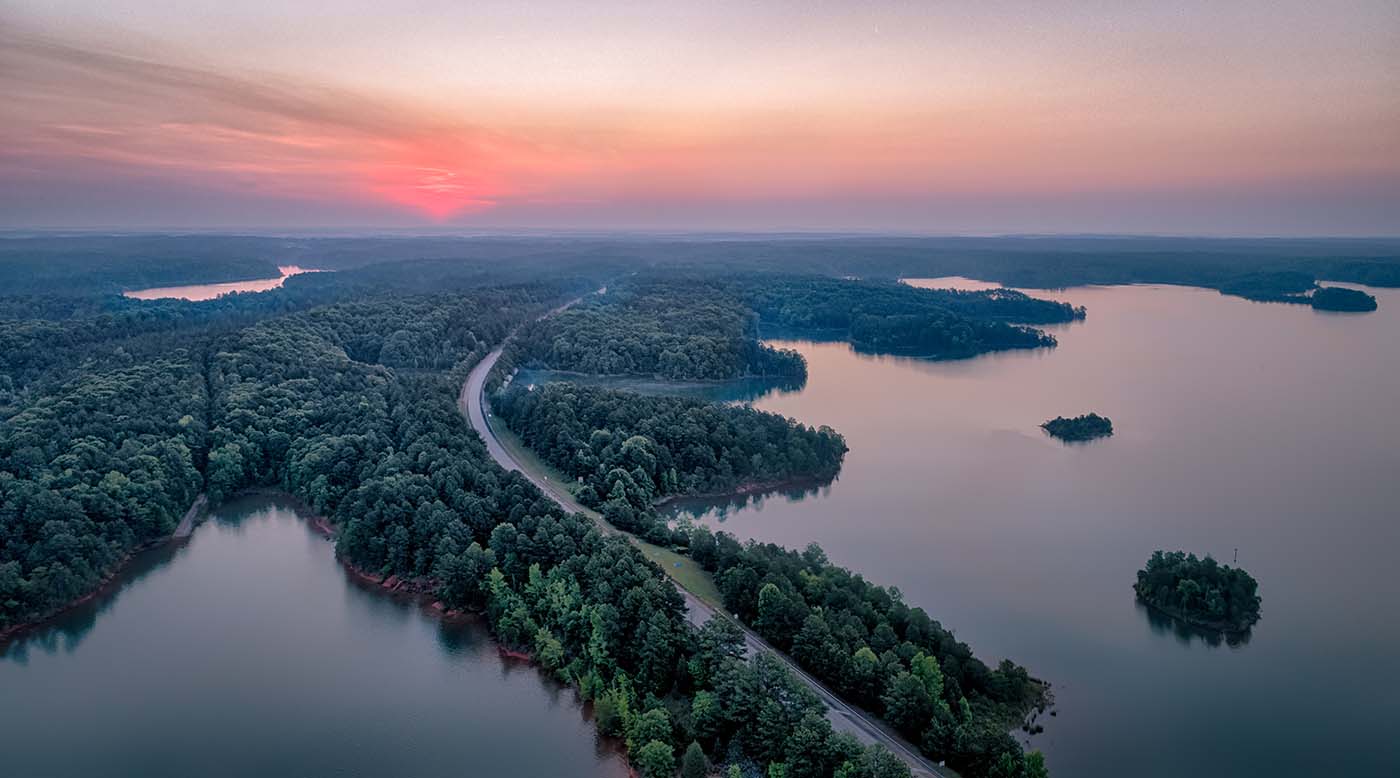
[1040,414,1113,442]
[491,382,847,537]
[736,276,1078,358]
[505,281,807,381]
[1134,551,1262,632]
[0,265,1000,776]
[687,528,1048,776]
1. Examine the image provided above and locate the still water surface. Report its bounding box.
[123,265,318,300]
[0,495,625,778]
[670,280,1400,777]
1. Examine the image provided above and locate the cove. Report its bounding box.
[0,494,626,778]
[668,280,1400,777]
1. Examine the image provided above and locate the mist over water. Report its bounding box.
[671,281,1400,777]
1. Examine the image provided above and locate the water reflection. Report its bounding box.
[123,265,321,301]
[0,494,627,778]
[1137,601,1253,649]
[666,478,836,521]
[514,368,805,404]
[1,538,192,660]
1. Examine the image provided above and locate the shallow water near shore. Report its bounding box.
[0,494,626,778]
[669,280,1400,777]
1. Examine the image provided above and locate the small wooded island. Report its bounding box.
[1041,413,1113,442]
[1311,286,1378,312]
[1134,550,1262,633]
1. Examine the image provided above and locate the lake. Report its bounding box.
[123,265,319,300]
[669,280,1400,777]
[0,495,626,778]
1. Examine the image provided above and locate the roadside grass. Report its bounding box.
[635,540,725,609]
[488,405,726,608]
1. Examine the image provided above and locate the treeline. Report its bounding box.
[740,276,1077,358]
[0,357,206,631]
[1134,550,1261,632]
[491,382,847,538]
[506,281,807,381]
[688,527,1046,777]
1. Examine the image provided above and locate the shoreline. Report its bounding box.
[651,472,838,510]
[0,493,208,646]
[1135,596,1258,636]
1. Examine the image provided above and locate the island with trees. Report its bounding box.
[1310,286,1378,312]
[1041,414,1113,442]
[1134,550,1262,633]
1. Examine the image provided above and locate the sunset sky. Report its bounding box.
[3,1,1397,234]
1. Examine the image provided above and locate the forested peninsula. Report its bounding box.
[492,382,847,539]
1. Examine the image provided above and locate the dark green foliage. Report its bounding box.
[696,531,1042,775]
[1040,414,1113,442]
[509,279,806,380]
[1134,550,1261,632]
[740,277,1074,358]
[0,359,206,630]
[491,382,846,533]
[1310,286,1377,312]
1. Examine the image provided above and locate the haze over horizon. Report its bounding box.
[3,1,1397,236]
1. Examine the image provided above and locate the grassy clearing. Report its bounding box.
[636,540,725,609]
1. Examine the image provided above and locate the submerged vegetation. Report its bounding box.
[1134,550,1262,633]
[1040,414,1114,442]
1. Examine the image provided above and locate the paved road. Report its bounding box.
[460,307,947,778]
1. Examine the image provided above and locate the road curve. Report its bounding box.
[460,308,947,778]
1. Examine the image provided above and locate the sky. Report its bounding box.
[2,1,1397,235]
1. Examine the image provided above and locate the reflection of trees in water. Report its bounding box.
[664,477,836,523]
[1137,601,1254,649]
[513,369,805,405]
[1,540,190,662]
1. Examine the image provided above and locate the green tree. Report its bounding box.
[681,741,707,778]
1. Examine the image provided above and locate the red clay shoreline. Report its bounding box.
[0,496,208,646]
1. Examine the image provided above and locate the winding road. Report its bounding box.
[459,301,948,778]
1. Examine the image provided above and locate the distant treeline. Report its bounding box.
[6,233,1396,300]
[492,382,847,539]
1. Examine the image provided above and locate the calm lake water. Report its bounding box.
[123,265,318,300]
[670,280,1400,777]
[0,495,625,778]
